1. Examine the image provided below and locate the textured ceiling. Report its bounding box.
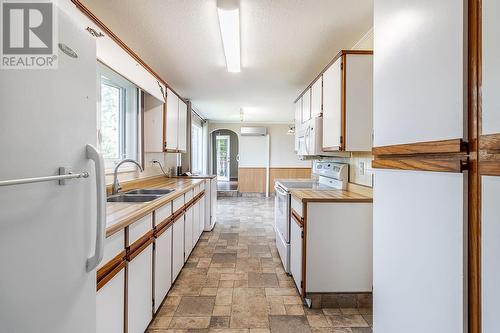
[80,0,373,122]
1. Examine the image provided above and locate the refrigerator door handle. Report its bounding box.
[85,144,106,272]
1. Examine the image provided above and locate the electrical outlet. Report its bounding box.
[359,161,365,176]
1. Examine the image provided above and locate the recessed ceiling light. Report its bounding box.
[217,0,241,73]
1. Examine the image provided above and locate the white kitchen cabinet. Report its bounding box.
[301,88,311,123]
[211,177,217,226]
[294,98,302,152]
[172,214,185,282]
[322,51,373,152]
[154,226,172,313]
[192,199,200,246]
[143,92,165,153]
[178,100,188,152]
[310,77,322,118]
[165,88,188,152]
[199,195,205,237]
[184,206,193,262]
[127,244,153,333]
[290,215,303,296]
[96,270,125,333]
[165,88,179,151]
[322,58,342,151]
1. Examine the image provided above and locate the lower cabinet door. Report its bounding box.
[128,244,153,333]
[184,207,193,262]
[290,219,303,295]
[211,178,217,226]
[192,201,200,246]
[154,227,172,313]
[199,198,205,237]
[96,269,125,333]
[172,216,185,282]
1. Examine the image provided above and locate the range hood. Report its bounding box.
[240,127,267,136]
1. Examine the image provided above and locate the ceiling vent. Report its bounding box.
[240,127,267,136]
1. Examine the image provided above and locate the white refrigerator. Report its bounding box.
[0,6,105,333]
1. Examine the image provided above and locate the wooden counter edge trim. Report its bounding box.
[372,157,468,173]
[96,250,126,283]
[96,261,126,292]
[372,139,467,156]
[70,0,186,102]
[291,209,303,227]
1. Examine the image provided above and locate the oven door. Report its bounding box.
[274,184,290,243]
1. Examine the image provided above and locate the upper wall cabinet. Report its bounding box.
[165,88,188,152]
[302,88,312,124]
[165,88,179,151]
[323,51,373,152]
[144,92,165,153]
[311,77,322,119]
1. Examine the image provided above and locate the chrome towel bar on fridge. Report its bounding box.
[0,168,89,186]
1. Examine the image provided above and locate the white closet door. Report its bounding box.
[172,217,185,282]
[154,227,172,313]
[374,0,465,146]
[373,170,465,333]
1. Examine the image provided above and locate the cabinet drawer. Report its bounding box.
[193,184,200,196]
[98,229,125,270]
[129,214,153,245]
[172,194,185,213]
[291,196,303,218]
[155,202,172,226]
[185,189,193,202]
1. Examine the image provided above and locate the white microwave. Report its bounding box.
[297,116,323,156]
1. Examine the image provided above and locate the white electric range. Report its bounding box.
[274,161,348,273]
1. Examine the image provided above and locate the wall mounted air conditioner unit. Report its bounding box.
[240,127,267,136]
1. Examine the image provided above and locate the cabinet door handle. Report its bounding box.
[86,144,106,272]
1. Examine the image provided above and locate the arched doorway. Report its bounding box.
[210,129,239,193]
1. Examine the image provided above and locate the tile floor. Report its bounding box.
[147,196,373,333]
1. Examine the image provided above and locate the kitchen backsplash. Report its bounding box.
[104,152,179,185]
[315,152,373,187]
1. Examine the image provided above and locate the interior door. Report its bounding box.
[0,8,97,333]
[215,135,230,181]
[480,1,500,331]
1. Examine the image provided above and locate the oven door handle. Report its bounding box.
[274,185,288,196]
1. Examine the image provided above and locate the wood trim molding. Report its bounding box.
[127,230,154,261]
[70,0,186,102]
[479,133,500,152]
[295,50,373,103]
[372,139,467,156]
[291,209,303,227]
[127,236,154,261]
[372,139,469,173]
[97,261,125,292]
[468,0,481,332]
[155,217,174,237]
[372,156,468,173]
[97,250,126,282]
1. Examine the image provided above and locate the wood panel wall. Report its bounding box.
[238,167,312,193]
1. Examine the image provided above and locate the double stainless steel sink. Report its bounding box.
[107,188,175,203]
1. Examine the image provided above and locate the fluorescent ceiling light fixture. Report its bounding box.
[217,0,241,72]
